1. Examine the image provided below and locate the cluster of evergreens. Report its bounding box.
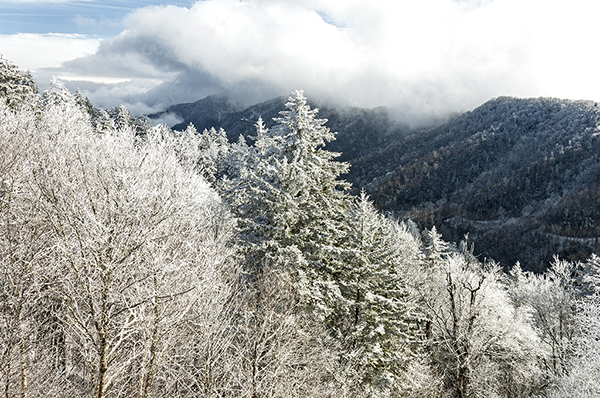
[1,55,600,397]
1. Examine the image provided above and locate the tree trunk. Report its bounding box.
[95,336,108,398]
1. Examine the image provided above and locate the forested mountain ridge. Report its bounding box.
[149,94,411,161]
[353,97,600,271]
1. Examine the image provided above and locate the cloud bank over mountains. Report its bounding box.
[12,0,600,124]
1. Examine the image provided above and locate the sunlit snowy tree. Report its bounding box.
[0,54,38,109]
[423,254,544,398]
[547,296,600,398]
[509,258,577,377]
[35,102,238,397]
[321,191,426,393]
[534,254,600,397]
[226,91,351,279]
[1,82,240,397]
[0,97,56,396]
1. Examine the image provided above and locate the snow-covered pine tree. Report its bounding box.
[195,126,231,185]
[423,226,450,267]
[222,92,437,395]
[40,77,82,111]
[576,253,600,296]
[96,110,115,134]
[325,191,426,393]
[109,104,135,130]
[217,92,363,392]
[211,98,355,397]
[227,90,351,277]
[117,104,153,134]
[74,88,102,123]
[0,54,38,109]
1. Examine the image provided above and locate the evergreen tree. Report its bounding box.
[0,54,38,109]
[423,226,450,267]
[227,90,351,275]
[576,253,600,296]
[327,191,425,392]
[74,89,102,123]
[133,114,153,135]
[196,126,232,185]
[39,77,78,110]
[96,110,115,134]
[222,92,431,395]
[109,104,135,130]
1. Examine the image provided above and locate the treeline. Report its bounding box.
[1,55,600,397]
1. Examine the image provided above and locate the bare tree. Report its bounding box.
[509,258,577,377]
[0,100,62,398]
[421,253,543,398]
[227,263,347,398]
[0,94,242,397]
[547,296,600,398]
[36,109,238,397]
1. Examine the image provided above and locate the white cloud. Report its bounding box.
[0,33,101,70]
[74,14,121,29]
[14,0,600,124]
[56,74,131,84]
[151,112,184,126]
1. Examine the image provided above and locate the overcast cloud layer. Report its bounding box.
[3,0,600,125]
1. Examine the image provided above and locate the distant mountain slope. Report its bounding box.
[149,95,411,161]
[356,97,600,271]
[149,94,239,132]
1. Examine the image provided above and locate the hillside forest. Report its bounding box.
[2,55,600,398]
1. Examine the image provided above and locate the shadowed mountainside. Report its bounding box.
[357,97,600,271]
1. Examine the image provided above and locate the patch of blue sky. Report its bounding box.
[315,10,346,29]
[0,1,196,36]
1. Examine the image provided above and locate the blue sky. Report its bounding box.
[1,0,600,125]
[0,1,195,36]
